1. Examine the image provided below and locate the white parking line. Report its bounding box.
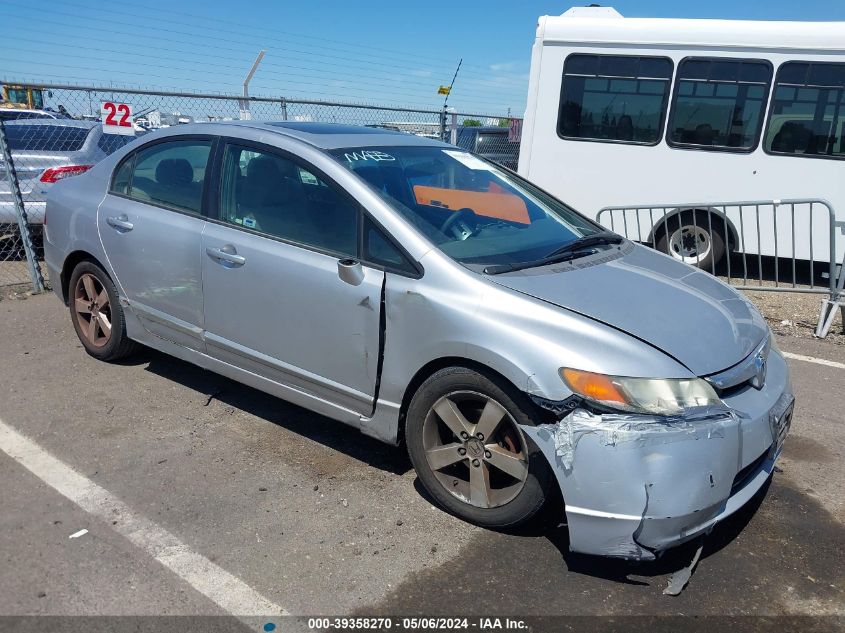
[782,351,845,370]
[0,418,287,616]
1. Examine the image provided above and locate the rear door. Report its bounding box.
[201,140,385,414]
[97,136,213,351]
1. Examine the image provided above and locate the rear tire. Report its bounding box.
[405,366,555,529]
[656,210,726,270]
[68,260,138,361]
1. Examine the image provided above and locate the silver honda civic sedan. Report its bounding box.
[43,121,793,560]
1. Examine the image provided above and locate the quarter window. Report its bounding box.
[668,58,772,151]
[764,62,845,159]
[125,139,211,213]
[558,54,673,144]
[111,156,133,195]
[363,215,415,274]
[220,144,358,257]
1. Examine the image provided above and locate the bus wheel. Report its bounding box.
[656,210,725,270]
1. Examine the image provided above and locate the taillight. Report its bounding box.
[40,165,93,183]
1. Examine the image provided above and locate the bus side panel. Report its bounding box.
[522,44,844,262]
[517,17,548,176]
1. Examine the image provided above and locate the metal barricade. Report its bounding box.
[596,200,844,338]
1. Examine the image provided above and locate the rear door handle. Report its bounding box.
[106,215,134,232]
[206,245,246,267]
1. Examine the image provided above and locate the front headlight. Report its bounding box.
[560,368,722,417]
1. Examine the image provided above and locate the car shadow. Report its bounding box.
[133,344,770,586]
[414,468,769,586]
[543,476,771,584]
[135,346,413,477]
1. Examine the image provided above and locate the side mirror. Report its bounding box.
[337,258,364,286]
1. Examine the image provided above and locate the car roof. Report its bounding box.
[164,120,454,150]
[2,118,100,130]
[0,108,52,115]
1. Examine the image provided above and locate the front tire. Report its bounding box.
[68,260,138,361]
[405,366,555,528]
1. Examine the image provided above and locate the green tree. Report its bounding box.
[462,119,482,127]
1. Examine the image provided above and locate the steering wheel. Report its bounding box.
[440,208,479,241]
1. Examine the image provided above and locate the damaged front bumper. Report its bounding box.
[522,350,793,561]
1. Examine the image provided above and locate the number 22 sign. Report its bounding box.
[100,102,135,136]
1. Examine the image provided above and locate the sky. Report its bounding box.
[2,0,845,116]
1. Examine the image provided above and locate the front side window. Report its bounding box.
[220,144,358,257]
[330,146,600,271]
[668,58,772,151]
[764,62,845,159]
[558,54,673,145]
[127,139,211,213]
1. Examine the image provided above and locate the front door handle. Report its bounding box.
[106,215,134,232]
[206,245,246,267]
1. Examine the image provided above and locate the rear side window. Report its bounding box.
[668,58,772,151]
[97,133,136,155]
[124,139,212,213]
[764,62,845,160]
[558,54,673,145]
[1,125,90,151]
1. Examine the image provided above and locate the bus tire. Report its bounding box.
[656,210,726,270]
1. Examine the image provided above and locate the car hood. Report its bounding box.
[488,244,767,376]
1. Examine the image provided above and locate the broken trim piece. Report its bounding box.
[369,274,388,418]
[663,540,705,596]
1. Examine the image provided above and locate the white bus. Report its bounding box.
[518,7,845,270]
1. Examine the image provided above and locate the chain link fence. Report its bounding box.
[0,82,521,294]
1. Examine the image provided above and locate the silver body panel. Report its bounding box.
[44,121,793,559]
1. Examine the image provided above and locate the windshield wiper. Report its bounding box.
[483,231,624,275]
[543,231,624,259]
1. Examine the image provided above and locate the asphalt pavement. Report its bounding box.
[0,293,842,628]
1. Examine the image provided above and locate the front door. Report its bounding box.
[201,142,383,414]
[97,137,213,350]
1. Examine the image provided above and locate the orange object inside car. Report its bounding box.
[412,185,530,225]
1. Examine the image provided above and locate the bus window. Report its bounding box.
[764,62,845,160]
[557,54,673,145]
[667,58,772,152]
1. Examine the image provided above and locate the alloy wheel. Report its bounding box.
[422,391,529,509]
[74,273,112,348]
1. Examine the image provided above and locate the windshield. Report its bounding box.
[330,146,601,270]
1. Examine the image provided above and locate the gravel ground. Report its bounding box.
[735,286,844,346]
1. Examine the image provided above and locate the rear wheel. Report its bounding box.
[68,260,138,361]
[406,366,555,528]
[656,210,726,270]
